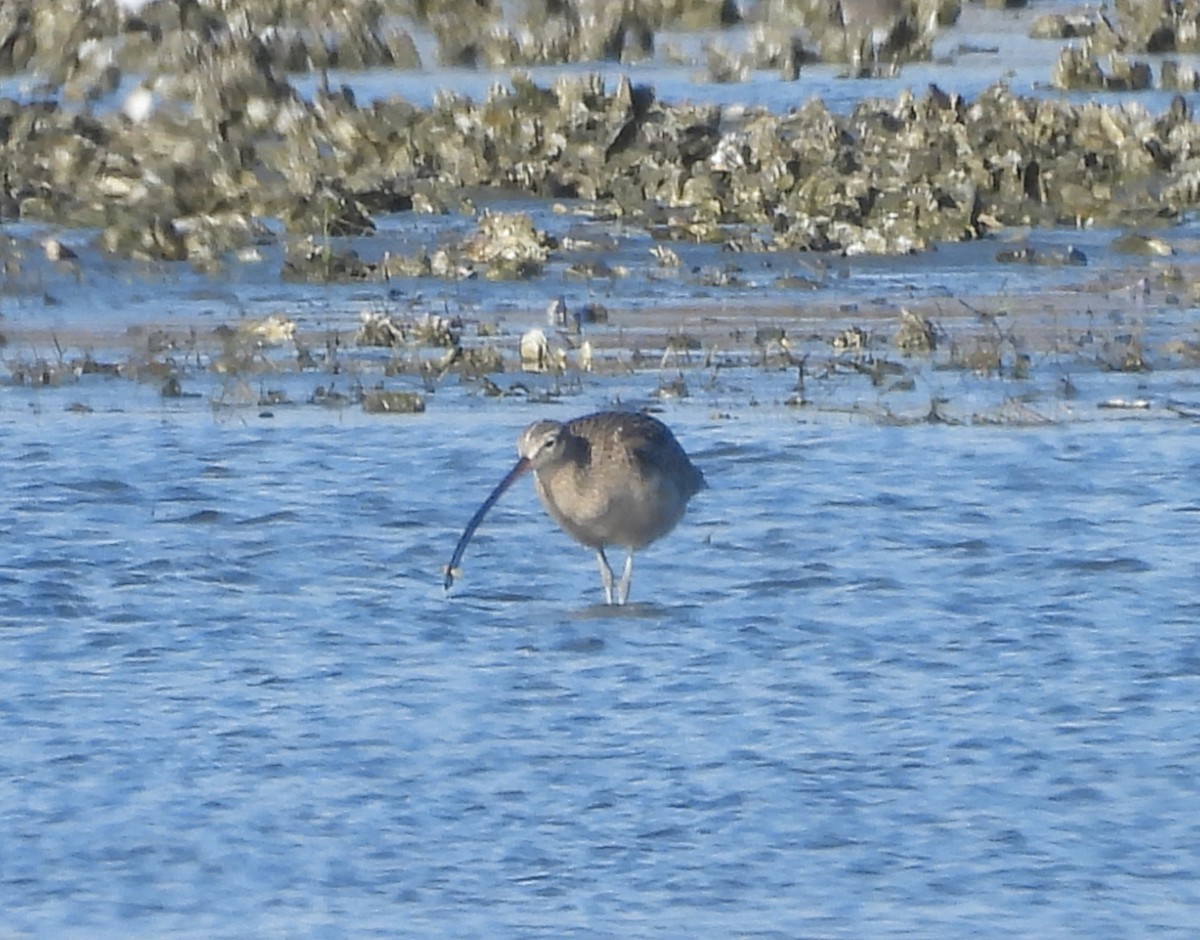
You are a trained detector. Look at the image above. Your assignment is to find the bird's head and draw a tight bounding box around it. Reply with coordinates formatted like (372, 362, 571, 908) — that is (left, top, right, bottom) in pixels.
(518, 419, 571, 471)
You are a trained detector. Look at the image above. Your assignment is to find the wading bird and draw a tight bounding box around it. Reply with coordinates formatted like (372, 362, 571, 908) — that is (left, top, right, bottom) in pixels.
(445, 411, 706, 605)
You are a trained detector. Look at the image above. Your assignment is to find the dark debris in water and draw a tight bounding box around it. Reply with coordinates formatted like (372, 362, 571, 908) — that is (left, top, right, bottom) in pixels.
(5, 273, 1200, 428)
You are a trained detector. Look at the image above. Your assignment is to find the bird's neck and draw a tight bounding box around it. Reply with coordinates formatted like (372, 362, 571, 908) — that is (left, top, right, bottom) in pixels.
(560, 431, 590, 469)
(537, 434, 590, 489)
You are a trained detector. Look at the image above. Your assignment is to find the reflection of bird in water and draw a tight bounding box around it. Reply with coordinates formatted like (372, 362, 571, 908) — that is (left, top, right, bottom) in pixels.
(445, 412, 706, 605)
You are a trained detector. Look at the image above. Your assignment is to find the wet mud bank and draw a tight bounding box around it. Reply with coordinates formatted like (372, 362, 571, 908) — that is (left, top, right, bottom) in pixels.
(3, 273, 1199, 429)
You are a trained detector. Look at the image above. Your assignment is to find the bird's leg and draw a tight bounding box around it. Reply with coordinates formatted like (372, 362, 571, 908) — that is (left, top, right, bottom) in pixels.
(595, 547, 616, 605)
(616, 552, 634, 606)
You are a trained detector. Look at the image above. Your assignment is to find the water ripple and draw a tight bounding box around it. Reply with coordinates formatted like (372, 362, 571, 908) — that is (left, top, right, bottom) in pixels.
(1, 413, 1199, 937)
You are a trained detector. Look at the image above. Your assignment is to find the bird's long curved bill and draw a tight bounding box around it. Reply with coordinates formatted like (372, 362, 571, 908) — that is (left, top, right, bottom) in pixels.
(444, 457, 530, 591)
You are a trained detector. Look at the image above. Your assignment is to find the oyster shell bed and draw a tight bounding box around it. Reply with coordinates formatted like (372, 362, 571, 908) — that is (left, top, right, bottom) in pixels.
(3, 0, 1200, 424)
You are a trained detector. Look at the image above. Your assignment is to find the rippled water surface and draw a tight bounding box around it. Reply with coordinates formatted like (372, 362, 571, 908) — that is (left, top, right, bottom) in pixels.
(3, 396, 1198, 938)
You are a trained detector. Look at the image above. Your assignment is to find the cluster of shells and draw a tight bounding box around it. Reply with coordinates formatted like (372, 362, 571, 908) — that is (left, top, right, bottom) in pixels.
(0, 0, 951, 77)
(1037, 0, 1200, 91)
(7, 69, 1200, 265)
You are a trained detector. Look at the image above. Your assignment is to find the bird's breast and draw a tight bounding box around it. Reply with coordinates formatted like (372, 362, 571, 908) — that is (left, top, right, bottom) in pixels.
(533, 463, 691, 550)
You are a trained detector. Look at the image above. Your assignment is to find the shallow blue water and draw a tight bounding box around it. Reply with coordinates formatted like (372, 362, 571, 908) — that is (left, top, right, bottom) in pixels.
(2, 397, 1198, 937)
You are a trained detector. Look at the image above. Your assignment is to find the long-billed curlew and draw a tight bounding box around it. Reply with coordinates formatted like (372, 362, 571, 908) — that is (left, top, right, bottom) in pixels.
(444, 411, 706, 605)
